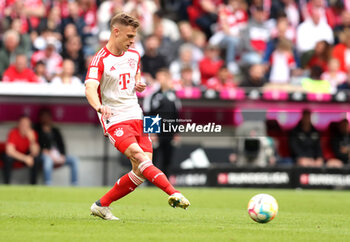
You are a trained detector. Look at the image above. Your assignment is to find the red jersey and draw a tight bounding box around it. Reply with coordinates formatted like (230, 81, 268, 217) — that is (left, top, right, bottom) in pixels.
(199, 57, 224, 85)
(218, 5, 248, 36)
(7, 128, 37, 154)
(2, 65, 39, 83)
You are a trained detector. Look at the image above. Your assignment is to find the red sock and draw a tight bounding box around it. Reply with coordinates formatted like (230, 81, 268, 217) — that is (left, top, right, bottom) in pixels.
(139, 160, 179, 195)
(100, 171, 144, 206)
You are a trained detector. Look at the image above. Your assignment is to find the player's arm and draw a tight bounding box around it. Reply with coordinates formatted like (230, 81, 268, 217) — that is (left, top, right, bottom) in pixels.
(85, 82, 112, 119)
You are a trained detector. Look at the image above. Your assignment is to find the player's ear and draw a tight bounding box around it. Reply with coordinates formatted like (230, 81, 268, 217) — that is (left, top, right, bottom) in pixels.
(112, 25, 120, 36)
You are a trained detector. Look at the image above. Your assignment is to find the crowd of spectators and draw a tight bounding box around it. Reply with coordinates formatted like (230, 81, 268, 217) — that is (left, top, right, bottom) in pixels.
(0, 0, 350, 94)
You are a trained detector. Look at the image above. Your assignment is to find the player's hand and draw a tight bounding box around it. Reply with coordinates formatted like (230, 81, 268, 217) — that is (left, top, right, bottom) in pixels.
(135, 82, 146, 92)
(98, 105, 112, 120)
(23, 155, 34, 167)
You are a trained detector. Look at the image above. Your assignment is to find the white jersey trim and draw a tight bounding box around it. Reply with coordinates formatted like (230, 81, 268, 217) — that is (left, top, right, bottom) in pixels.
(85, 79, 100, 85)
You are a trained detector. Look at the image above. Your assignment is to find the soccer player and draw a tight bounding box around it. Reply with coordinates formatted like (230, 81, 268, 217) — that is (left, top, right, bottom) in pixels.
(85, 12, 190, 220)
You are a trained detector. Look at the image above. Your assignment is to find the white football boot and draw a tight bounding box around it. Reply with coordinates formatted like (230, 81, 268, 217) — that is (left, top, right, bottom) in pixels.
(168, 193, 191, 209)
(90, 202, 119, 220)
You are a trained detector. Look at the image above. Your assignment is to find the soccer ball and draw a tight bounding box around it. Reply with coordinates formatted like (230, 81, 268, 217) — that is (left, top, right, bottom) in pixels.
(247, 194, 278, 223)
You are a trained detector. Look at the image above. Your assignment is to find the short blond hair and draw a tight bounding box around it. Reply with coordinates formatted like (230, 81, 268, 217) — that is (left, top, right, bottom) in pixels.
(110, 12, 140, 30)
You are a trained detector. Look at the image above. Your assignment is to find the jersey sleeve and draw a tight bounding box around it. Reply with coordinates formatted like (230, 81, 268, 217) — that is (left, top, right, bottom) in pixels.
(85, 53, 105, 85)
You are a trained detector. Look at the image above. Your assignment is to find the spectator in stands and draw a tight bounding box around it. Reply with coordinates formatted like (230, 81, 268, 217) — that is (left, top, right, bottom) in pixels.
(31, 39, 63, 82)
(3, 0, 46, 32)
(187, 0, 222, 39)
(206, 65, 236, 91)
(170, 43, 201, 85)
(301, 0, 333, 27)
(2, 115, 41, 184)
(97, 0, 124, 33)
(240, 64, 267, 87)
(77, 0, 98, 37)
(338, 68, 350, 90)
(209, 0, 248, 73)
(3, 1, 32, 35)
(265, 12, 298, 55)
(51, 59, 82, 86)
(61, 35, 85, 78)
(270, 0, 300, 29)
(321, 58, 347, 92)
(35, 109, 78, 186)
(153, 22, 177, 65)
(9, 18, 32, 54)
(191, 30, 206, 63)
(173, 21, 204, 62)
(332, 29, 350, 72)
(62, 2, 86, 41)
(36, 6, 62, 36)
(240, 5, 270, 65)
(289, 109, 323, 167)
(268, 38, 296, 84)
(32, 28, 62, 54)
(34, 60, 47, 83)
(0, 29, 24, 78)
(143, 68, 181, 175)
(124, 0, 158, 36)
(155, 0, 190, 22)
(325, 0, 345, 29)
(199, 44, 224, 85)
(264, 14, 301, 75)
(301, 40, 331, 72)
(173, 66, 196, 91)
(2, 54, 39, 83)
(334, 11, 350, 44)
(153, 10, 180, 42)
(329, 119, 350, 167)
(302, 65, 331, 93)
(296, 7, 334, 56)
(141, 35, 167, 79)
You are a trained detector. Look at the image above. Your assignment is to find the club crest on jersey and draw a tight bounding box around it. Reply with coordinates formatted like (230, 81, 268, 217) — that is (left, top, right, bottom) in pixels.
(114, 128, 124, 137)
(128, 58, 137, 69)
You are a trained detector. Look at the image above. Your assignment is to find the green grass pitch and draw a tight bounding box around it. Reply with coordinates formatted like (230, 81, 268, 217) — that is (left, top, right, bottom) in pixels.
(1, 186, 350, 242)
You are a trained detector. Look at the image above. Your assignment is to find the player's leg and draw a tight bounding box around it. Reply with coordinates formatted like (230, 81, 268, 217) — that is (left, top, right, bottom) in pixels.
(91, 125, 145, 220)
(144, 151, 190, 209)
(125, 142, 190, 209)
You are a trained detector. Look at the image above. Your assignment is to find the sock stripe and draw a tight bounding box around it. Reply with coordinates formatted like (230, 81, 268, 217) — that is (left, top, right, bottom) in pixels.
(128, 171, 144, 186)
(128, 173, 140, 185)
(138, 160, 152, 173)
(131, 171, 145, 182)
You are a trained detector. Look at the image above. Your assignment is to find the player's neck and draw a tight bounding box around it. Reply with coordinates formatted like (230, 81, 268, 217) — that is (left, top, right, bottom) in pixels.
(106, 42, 124, 56)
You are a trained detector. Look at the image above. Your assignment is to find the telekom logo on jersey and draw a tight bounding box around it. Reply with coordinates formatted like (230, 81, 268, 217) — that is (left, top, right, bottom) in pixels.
(119, 73, 130, 90)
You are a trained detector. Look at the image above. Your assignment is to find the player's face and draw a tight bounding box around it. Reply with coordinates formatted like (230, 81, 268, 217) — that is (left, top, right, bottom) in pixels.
(116, 25, 137, 52)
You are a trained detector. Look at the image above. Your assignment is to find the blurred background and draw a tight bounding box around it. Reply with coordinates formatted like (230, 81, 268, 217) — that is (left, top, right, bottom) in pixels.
(0, 0, 350, 189)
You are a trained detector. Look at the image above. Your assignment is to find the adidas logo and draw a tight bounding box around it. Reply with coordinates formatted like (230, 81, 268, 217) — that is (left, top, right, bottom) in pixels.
(110, 66, 116, 71)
